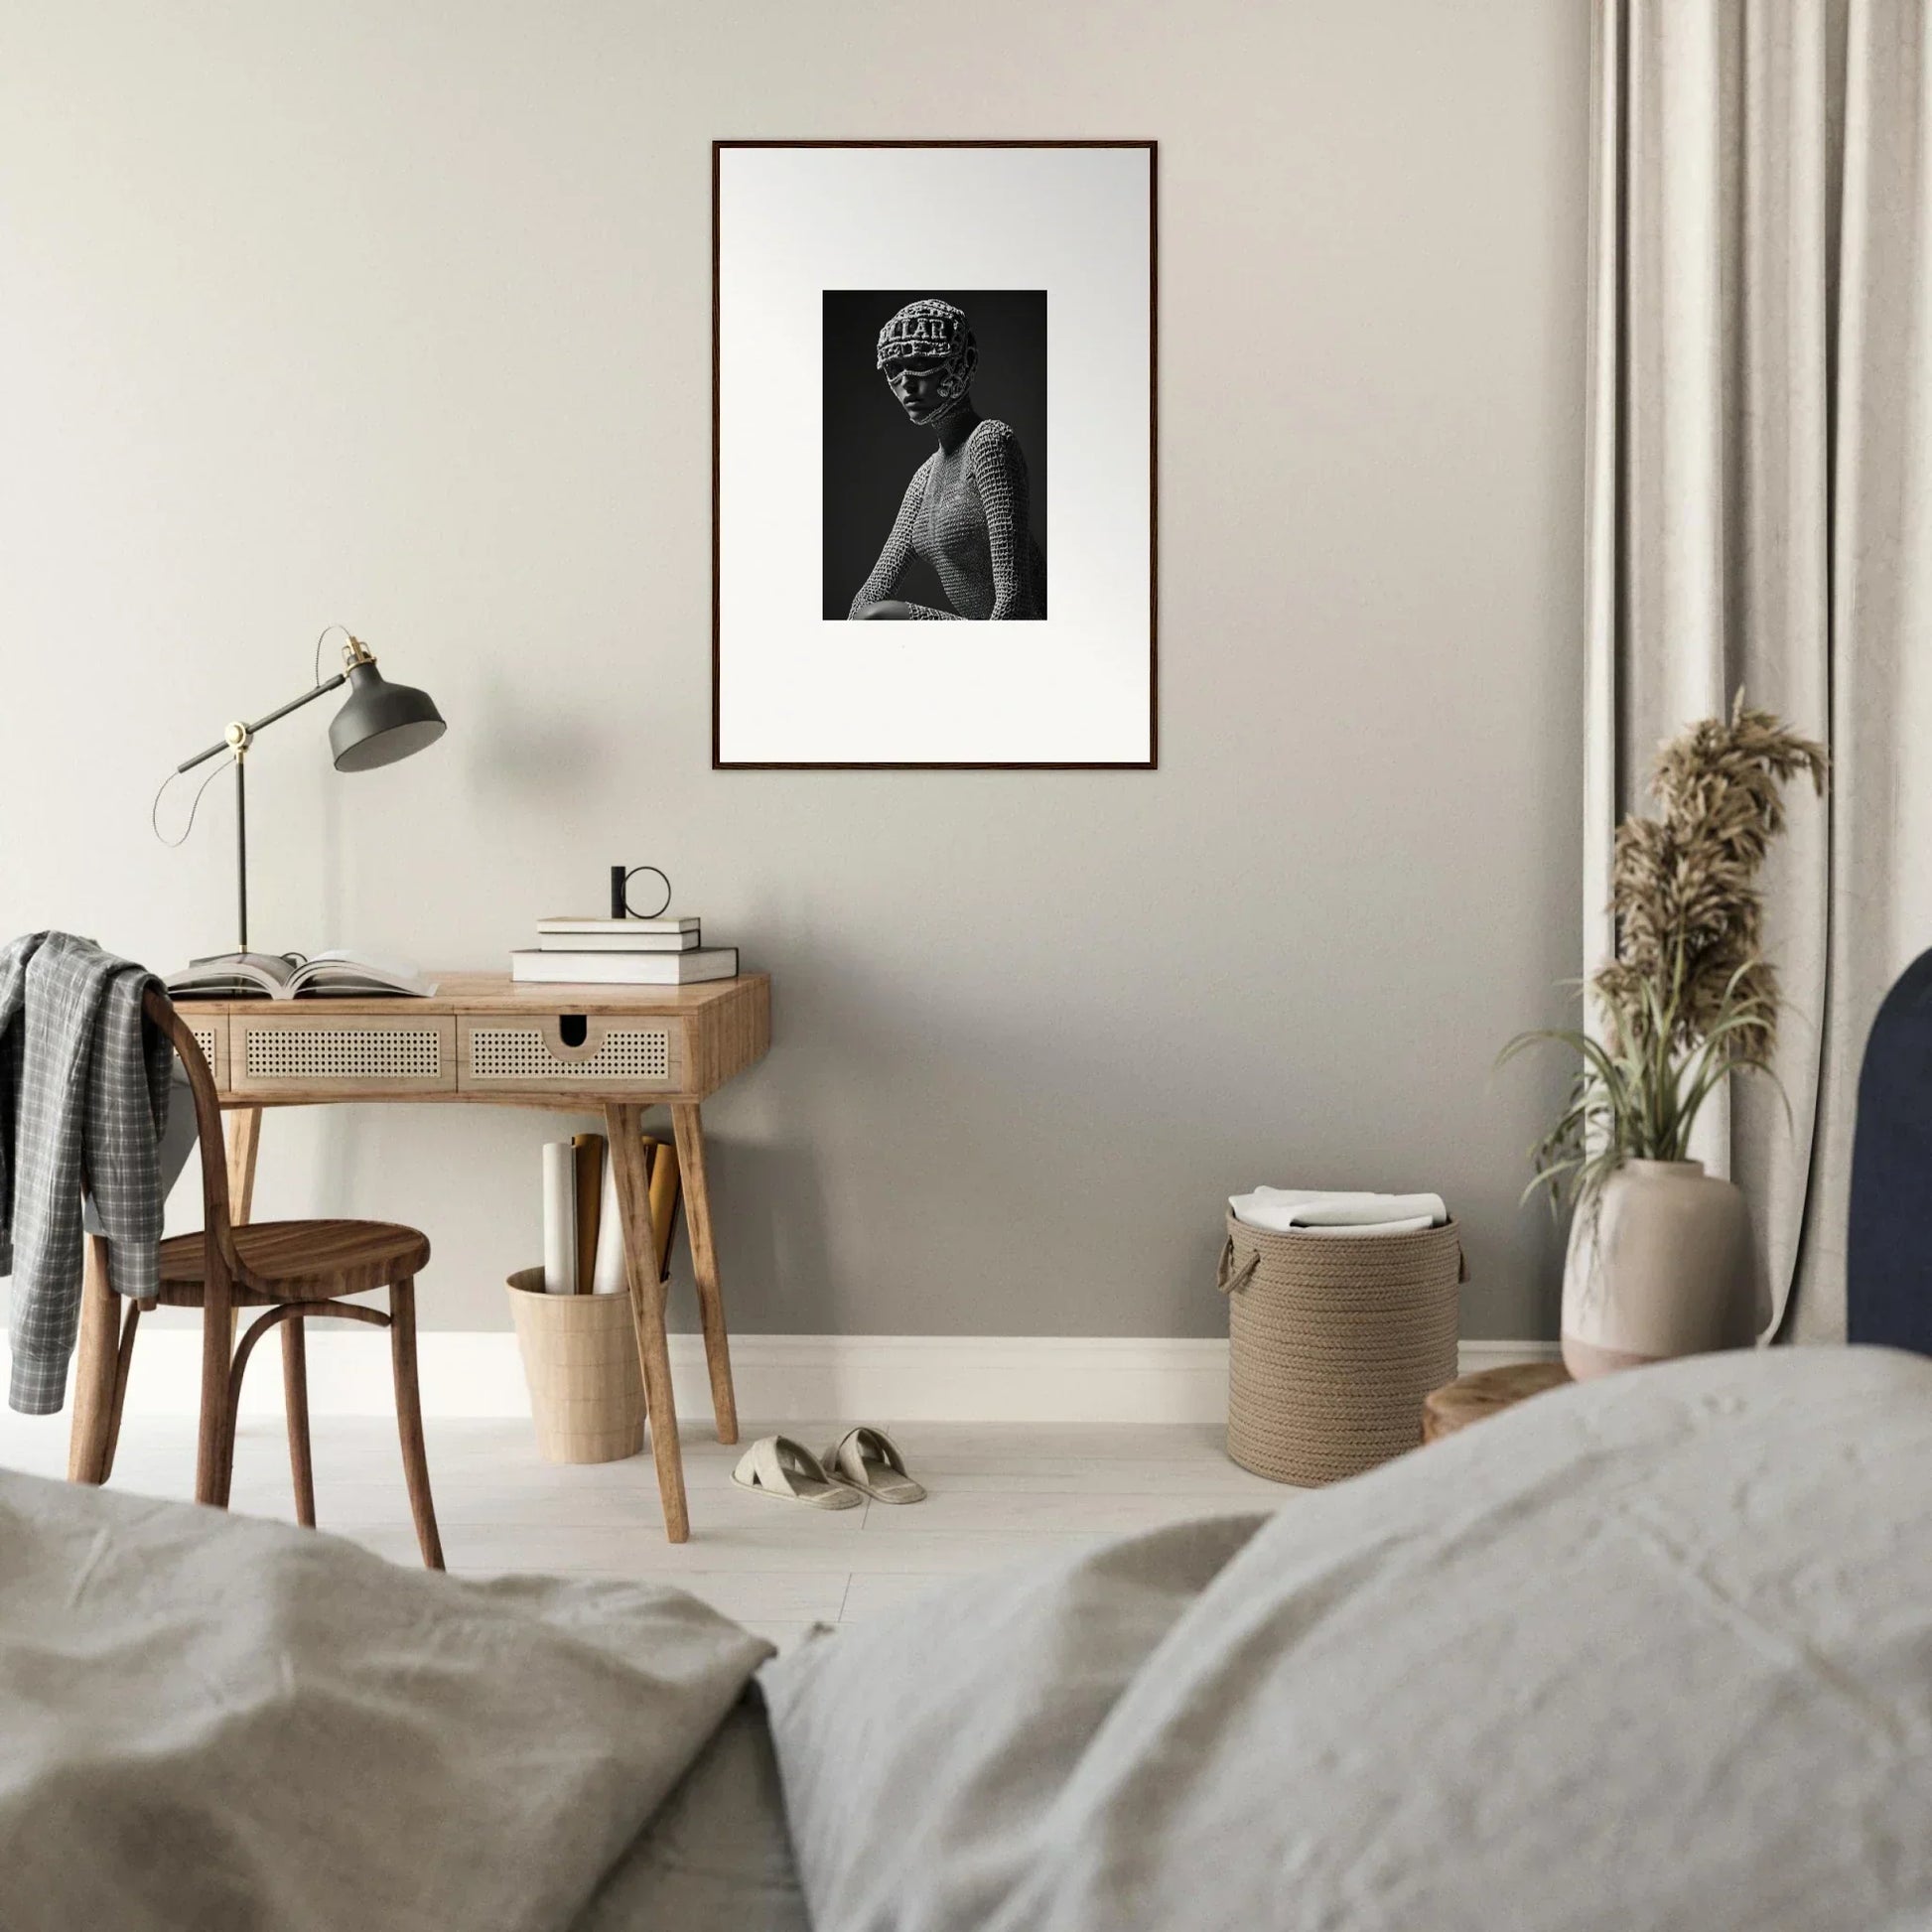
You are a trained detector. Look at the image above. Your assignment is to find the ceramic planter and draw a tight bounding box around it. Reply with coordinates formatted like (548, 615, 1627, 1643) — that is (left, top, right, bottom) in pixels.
(1561, 1160, 1755, 1378)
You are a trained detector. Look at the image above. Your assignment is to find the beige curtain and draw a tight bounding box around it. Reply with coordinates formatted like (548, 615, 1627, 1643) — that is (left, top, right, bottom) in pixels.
(1585, 0, 1932, 1342)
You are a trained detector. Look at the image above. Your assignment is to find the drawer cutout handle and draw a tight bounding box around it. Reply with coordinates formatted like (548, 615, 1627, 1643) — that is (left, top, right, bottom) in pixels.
(558, 1014, 590, 1048)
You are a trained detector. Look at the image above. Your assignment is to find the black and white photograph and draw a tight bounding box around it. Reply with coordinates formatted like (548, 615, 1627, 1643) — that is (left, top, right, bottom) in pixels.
(715, 141, 1155, 767)
(823, 290, 1047, 623)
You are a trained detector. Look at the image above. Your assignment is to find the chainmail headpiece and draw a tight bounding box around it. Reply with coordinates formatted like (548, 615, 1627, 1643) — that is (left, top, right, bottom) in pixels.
(876, 300, 978, 399)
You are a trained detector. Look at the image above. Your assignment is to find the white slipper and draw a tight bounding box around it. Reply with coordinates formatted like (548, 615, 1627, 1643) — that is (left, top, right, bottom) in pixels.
(732, 1436, 861, 1509)
(822, 1426, 926, 1504)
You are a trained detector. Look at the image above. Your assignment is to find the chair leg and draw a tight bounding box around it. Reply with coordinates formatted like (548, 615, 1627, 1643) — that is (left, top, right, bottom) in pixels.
(387, 1278, 443, 1570)
(196, 1287, 235, 1508)
(67, 1235, 119, 1484)
(99, 1300, 142, 1484)
(282, 1318, 317, 1528)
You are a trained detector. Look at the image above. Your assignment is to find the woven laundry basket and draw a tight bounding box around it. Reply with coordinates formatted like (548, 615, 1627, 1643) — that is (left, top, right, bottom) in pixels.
(1218, 1214, 1463, 1485)
(506, 1268, 645, 1464)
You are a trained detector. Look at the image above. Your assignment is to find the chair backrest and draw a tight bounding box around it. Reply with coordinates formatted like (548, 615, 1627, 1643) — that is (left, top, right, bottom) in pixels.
(141, 985, 243, 1290)
(1847, 948, 1932, 1354)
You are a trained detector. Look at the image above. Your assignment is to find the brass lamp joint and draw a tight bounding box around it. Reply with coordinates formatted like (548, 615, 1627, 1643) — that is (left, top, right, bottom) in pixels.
(223, 721, 252, 757)
(342, 634, 376, 668)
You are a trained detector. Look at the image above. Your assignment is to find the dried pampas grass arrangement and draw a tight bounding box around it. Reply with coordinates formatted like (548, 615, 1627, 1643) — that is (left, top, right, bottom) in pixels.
(1503, 695, 1828, 1207)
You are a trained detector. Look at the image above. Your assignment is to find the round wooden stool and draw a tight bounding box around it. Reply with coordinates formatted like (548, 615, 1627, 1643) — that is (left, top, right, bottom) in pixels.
(1421, 1361, 1573, 1443)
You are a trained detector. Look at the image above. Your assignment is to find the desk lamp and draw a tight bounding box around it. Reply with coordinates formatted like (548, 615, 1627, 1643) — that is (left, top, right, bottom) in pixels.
(157, 626, 446, 968)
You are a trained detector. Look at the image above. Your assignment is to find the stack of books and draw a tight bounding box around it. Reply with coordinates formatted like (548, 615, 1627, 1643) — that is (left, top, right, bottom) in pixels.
(510, 915, 740, 986)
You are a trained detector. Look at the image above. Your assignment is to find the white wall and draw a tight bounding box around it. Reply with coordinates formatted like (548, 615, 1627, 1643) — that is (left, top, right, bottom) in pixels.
(0, 0, 1587, 1338)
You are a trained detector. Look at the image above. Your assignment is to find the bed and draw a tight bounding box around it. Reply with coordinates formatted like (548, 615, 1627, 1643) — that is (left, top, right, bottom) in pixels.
(5, 1345, 1930, 1930)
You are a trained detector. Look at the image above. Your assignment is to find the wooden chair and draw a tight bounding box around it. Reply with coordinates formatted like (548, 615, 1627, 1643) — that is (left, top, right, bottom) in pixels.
(67, 987, 444, 1569)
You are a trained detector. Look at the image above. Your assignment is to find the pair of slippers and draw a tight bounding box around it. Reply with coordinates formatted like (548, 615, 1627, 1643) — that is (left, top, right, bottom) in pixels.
(732, 1426, 925, 1509)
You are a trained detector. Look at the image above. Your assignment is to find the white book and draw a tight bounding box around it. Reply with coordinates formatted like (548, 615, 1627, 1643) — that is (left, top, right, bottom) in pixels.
(511, 947, 739, 986)
(541, 1141, 578, 1294)
(537, 915, 701, 935)
(537, 928, 700, 953)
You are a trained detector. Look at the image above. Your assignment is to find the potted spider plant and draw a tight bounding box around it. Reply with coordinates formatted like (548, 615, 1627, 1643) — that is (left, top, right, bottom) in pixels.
(1502, 698, 1827, 1377)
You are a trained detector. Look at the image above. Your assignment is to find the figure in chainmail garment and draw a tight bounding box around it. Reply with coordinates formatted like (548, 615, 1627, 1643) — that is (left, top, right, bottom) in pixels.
(849, 300, 1047, 621)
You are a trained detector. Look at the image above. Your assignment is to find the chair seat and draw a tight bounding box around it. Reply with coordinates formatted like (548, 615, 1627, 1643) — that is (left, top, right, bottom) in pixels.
(157, 1219, 431, 1303)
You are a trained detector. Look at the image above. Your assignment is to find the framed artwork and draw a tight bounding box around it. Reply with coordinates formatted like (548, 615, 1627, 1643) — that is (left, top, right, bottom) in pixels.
(713, 140, 1157, 768)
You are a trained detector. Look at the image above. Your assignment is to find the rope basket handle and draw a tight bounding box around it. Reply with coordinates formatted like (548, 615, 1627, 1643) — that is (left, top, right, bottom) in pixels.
(1218, 1228, 1467, 1291)
(1216, 1237, 1261, 1296)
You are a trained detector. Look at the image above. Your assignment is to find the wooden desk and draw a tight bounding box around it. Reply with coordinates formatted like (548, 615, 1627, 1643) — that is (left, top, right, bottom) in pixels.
(128, 972, 771, 1542)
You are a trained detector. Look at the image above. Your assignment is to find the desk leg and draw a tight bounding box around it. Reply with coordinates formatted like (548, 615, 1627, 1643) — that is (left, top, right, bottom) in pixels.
(608, 1104, 690, 1542)
(223, 1106, 262, 1349)
(223, 1106, 293, 1515)
(68, 1235, 118, 1482)
(225, 1107, 261, 1223)
(670, 1103, 739, 1447)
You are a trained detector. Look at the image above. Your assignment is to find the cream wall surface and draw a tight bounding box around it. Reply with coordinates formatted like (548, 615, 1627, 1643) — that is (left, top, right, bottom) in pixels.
(0, 0, 1587, 1337)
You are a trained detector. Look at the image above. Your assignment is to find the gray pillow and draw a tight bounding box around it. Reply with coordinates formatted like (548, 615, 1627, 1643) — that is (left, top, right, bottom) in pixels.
(757, 1512, 1266, 1932)
(577, 1693, 809, 1932)
(762, 1350, 1932, 1932)
(1, 1467, 771, 1932)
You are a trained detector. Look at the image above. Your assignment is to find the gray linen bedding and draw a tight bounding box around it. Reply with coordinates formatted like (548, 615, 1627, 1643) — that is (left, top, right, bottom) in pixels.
(761, 1346, 1932, 1931)
(6, 1346, 1931, 1930)
(0, 1469, 798, 1932)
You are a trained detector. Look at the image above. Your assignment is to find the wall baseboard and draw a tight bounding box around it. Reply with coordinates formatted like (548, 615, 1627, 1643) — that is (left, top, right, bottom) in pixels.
(35, 1331, 1563, 1427)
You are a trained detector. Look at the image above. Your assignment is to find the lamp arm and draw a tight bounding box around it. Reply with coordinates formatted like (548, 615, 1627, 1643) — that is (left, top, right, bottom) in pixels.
(175, 671, 348, 774)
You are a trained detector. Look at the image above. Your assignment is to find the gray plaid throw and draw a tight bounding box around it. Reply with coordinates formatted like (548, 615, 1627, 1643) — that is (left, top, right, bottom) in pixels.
(1, 933, 173, 1414)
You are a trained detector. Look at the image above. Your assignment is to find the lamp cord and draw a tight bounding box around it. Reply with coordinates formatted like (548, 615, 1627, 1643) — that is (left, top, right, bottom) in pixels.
(313, 621, 350, 687)
(151, 624, 350, 849)
(149, 758, 230, 848)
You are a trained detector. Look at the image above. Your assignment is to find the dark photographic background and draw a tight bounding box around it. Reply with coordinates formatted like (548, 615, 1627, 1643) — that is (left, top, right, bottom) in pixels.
(822, 289, 1047, 621)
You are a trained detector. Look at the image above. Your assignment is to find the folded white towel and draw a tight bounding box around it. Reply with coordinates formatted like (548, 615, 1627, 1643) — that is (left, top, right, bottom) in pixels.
(1228, 1188, 1448, 1236)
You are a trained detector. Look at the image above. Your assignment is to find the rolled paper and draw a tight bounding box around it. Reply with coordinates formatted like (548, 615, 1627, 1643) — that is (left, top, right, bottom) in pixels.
(541, 1141, 577, 1295)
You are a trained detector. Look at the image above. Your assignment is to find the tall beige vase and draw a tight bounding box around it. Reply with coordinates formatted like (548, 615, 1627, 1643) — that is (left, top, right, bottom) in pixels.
(1561, 1160, 1755, 1378)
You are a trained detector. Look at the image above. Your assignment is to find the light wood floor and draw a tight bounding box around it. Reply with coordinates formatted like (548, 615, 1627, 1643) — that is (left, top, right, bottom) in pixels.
(0, 1411, 1296, 1648)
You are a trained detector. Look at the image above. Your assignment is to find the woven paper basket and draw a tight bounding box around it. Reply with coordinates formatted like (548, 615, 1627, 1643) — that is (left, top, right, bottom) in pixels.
(1218, 1214, 1463, 1486)
(506, 1268, 645, 1464)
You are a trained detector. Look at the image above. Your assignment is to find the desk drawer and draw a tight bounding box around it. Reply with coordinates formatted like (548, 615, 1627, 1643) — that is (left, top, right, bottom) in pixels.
(459, 1015, 684, 1093)
(230, 1014, 457, 1094)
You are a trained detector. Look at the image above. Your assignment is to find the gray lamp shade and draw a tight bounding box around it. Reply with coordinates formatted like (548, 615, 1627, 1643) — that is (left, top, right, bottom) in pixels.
(328, 660, 447, 771)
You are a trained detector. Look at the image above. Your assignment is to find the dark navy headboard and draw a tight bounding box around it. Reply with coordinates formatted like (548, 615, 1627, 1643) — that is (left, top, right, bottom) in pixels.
(1848, 948, 1932, 1354)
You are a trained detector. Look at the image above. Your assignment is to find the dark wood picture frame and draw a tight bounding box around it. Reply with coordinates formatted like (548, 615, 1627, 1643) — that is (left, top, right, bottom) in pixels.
(712, 138, 1158, 770)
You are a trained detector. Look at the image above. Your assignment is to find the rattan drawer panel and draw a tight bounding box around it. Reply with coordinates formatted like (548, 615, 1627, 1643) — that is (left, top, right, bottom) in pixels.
(230, 1015, 457, 1094)
(458, 1015, 685, 1093)
(180, 1015, 228, 1089)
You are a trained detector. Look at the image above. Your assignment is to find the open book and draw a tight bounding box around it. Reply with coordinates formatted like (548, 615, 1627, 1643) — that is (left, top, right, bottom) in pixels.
(165, 950, 438, 1001)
